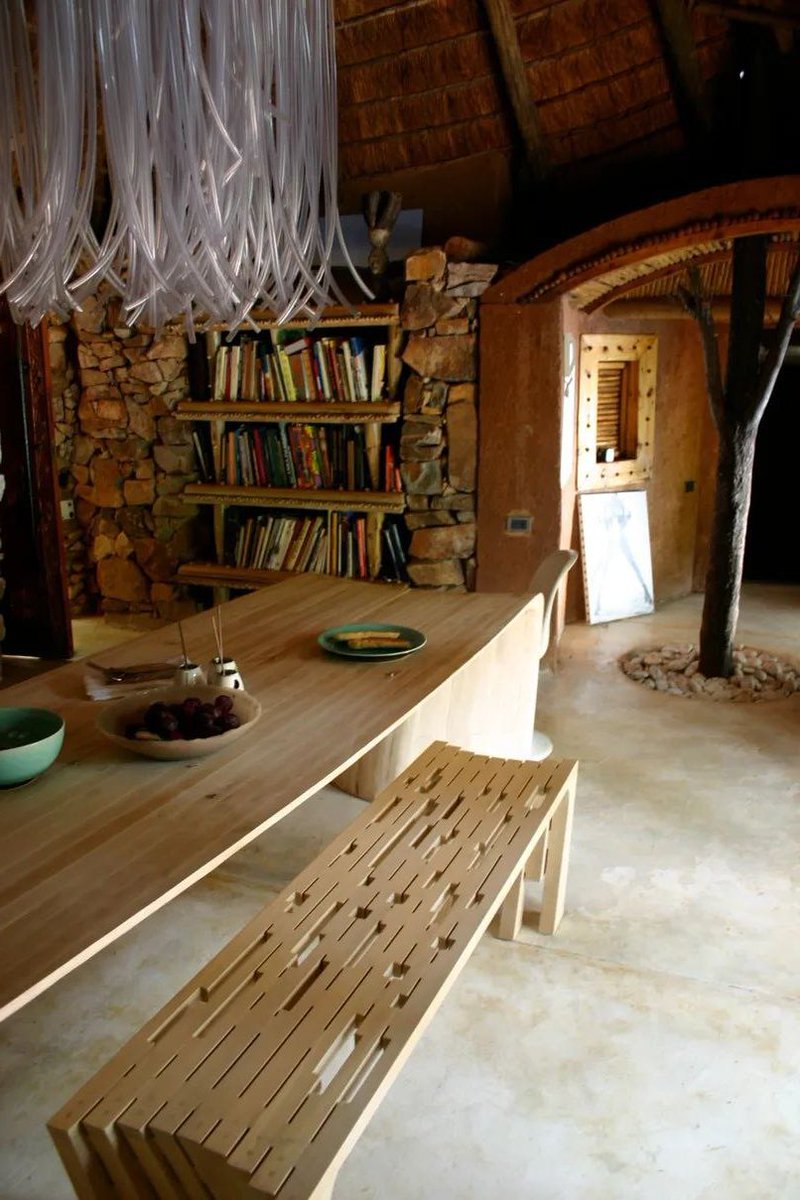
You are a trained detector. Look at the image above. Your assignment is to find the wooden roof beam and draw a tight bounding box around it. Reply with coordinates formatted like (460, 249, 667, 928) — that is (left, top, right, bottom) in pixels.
(482, 0, 549, 182)
(601, 295, 795, 323)
(694, 1, 798, 50)
(649, 0, 713, 152)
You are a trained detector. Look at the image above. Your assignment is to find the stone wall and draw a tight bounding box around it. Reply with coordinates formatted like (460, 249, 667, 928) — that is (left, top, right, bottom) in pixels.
(399, 244, 496, 589)
(51, 250, 494, 608)
(50, 291, 205, 619)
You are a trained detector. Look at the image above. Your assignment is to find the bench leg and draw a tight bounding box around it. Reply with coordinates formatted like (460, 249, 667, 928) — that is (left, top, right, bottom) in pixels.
(496, 868, 525, 941)
(525, 829, 548, 883)
(538, 776, 576, 935)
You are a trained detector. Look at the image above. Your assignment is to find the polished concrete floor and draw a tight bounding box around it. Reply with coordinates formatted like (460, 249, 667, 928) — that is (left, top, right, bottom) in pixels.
(0, 586, 798, 1199)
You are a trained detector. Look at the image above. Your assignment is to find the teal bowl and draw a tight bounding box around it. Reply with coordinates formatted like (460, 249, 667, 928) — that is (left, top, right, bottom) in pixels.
(0, 707, 65, 788)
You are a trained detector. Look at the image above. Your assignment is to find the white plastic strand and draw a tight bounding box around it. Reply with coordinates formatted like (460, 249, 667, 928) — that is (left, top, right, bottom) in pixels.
(0, 0, 98, 324)
(0, 0, 367, 332)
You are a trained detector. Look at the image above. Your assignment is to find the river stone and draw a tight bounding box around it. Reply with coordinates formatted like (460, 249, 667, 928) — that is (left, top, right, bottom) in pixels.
(402, 334, 476, 382)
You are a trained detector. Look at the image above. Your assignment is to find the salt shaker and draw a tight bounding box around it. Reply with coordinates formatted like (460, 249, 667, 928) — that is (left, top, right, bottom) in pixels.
(207, 656, 245, 691)
(174, 662, 206, 687)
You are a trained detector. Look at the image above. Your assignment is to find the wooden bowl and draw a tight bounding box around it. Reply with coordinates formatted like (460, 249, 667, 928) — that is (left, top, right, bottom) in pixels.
(96, 685, 262, 761)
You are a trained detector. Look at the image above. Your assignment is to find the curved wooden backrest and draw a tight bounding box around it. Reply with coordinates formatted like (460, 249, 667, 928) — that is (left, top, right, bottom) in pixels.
(530, 549, 578, 660)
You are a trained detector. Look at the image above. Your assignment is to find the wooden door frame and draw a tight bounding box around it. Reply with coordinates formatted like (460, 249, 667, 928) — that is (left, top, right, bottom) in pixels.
(0, 305, 73, 660)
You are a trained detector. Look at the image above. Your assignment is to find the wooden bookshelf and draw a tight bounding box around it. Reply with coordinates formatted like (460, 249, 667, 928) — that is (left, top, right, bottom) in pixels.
(176, 400, 401, 424)
(181, 304, 407, 598)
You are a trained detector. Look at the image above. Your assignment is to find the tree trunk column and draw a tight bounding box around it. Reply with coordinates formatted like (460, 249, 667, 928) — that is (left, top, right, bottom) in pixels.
(698, 422, 757, 678)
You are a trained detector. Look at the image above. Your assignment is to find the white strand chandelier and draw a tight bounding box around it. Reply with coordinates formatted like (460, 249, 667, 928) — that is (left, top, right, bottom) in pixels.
(0, 0, 366, 333)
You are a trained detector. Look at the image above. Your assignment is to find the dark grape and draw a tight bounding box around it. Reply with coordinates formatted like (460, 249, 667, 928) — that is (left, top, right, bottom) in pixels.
(144, 702, 169, 733)
(129, 693, 242, 745)
(194, 712, 216, 738)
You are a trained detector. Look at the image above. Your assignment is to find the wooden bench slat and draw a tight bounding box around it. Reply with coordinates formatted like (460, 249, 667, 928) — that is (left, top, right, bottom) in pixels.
(50, 743, 578, 1200)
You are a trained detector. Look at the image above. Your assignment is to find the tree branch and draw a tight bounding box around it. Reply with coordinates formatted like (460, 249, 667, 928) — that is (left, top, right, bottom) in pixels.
(679, 264, 725, 428)
(726, 236, 767, 422)
(752, 247, 800, 425)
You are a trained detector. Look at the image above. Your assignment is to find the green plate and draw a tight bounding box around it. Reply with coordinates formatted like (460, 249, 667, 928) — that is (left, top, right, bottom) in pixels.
(318, 623, 426, 661)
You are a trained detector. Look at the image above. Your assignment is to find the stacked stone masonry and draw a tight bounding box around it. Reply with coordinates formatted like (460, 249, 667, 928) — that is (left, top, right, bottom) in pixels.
(49, 290, 205, 619)
(49, 245, 495, 611)
(399, 244, 496, 589)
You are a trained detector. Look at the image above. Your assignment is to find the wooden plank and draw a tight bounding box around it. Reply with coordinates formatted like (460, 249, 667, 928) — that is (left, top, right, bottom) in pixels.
(184, 483, 405, 514)
(175, 401, 401, 423)
(0, 576, 541, 1021)
(49, 744, 578, 1200)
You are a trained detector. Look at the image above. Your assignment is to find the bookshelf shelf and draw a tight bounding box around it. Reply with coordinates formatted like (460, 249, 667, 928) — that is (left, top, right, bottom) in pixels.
(207, 304, 400, 331)
(176, 562, 296, 590)
(184, 483, 405, 514)
(181, 304, 407, 598)
(176, 400, 401, 424)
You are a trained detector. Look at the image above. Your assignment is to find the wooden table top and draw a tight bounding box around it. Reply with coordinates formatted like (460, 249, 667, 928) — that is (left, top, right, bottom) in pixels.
(0, 574, 537, 1021)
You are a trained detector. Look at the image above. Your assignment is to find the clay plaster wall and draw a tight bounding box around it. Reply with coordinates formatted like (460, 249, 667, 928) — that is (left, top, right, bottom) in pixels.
(477, 295, 717, 623)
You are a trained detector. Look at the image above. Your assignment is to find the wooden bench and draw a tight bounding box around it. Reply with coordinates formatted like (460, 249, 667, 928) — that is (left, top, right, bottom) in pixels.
(49, 741, 578, 1200)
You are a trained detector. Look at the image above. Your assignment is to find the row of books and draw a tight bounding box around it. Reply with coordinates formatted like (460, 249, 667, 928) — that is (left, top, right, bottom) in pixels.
(193, 424, 402, 493)
(227, 512, 380, 581)
(228, 512, 408, 582)
(207, 330, 388, 404)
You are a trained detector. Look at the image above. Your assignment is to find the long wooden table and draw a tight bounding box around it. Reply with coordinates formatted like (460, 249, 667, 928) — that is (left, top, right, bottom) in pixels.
(0, 575, 542, 1022)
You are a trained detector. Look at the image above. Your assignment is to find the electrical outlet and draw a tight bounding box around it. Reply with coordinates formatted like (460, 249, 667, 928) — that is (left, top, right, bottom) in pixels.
(505, 512, 534, 535)
(60, 498, 75, 520)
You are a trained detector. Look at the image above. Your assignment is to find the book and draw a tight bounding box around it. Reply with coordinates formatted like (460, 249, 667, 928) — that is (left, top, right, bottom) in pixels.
(226, 345, 241, 402)
(192, 429, 213, 482)
(313, 341, 333, 401)
(350, 337, 369, 402)
(240, 340, 259, 402)
(370, 343, 386, 401)
(277, 423, 297, 487)
(341, 342, 356, 403)
(213, 345, 227, 401)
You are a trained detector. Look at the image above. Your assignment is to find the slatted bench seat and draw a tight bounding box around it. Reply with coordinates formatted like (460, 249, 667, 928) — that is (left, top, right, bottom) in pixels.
(49, 741, 578, 1200)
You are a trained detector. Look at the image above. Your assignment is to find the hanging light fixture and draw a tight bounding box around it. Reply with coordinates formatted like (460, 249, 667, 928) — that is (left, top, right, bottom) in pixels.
(0, 0, 366, 333)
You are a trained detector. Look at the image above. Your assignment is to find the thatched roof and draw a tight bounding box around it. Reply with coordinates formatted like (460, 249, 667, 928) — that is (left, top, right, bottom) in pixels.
(334, 0, 800, 244)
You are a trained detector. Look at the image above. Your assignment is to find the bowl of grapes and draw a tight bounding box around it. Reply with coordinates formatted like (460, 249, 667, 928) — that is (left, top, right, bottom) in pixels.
(96, 685, 262, 761)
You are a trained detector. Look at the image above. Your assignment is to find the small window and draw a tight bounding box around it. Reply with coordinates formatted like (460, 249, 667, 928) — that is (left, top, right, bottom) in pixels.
(577, 334, 657, 489)
(595, 360, 639, 462)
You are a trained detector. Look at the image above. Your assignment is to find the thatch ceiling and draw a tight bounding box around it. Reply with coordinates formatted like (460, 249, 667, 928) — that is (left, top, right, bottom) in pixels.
(334, 0, 800, 245)
(335, 1, 727, 179)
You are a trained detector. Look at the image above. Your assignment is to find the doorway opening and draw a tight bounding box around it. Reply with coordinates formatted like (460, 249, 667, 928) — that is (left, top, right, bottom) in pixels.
(744, 356, 800, 584)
